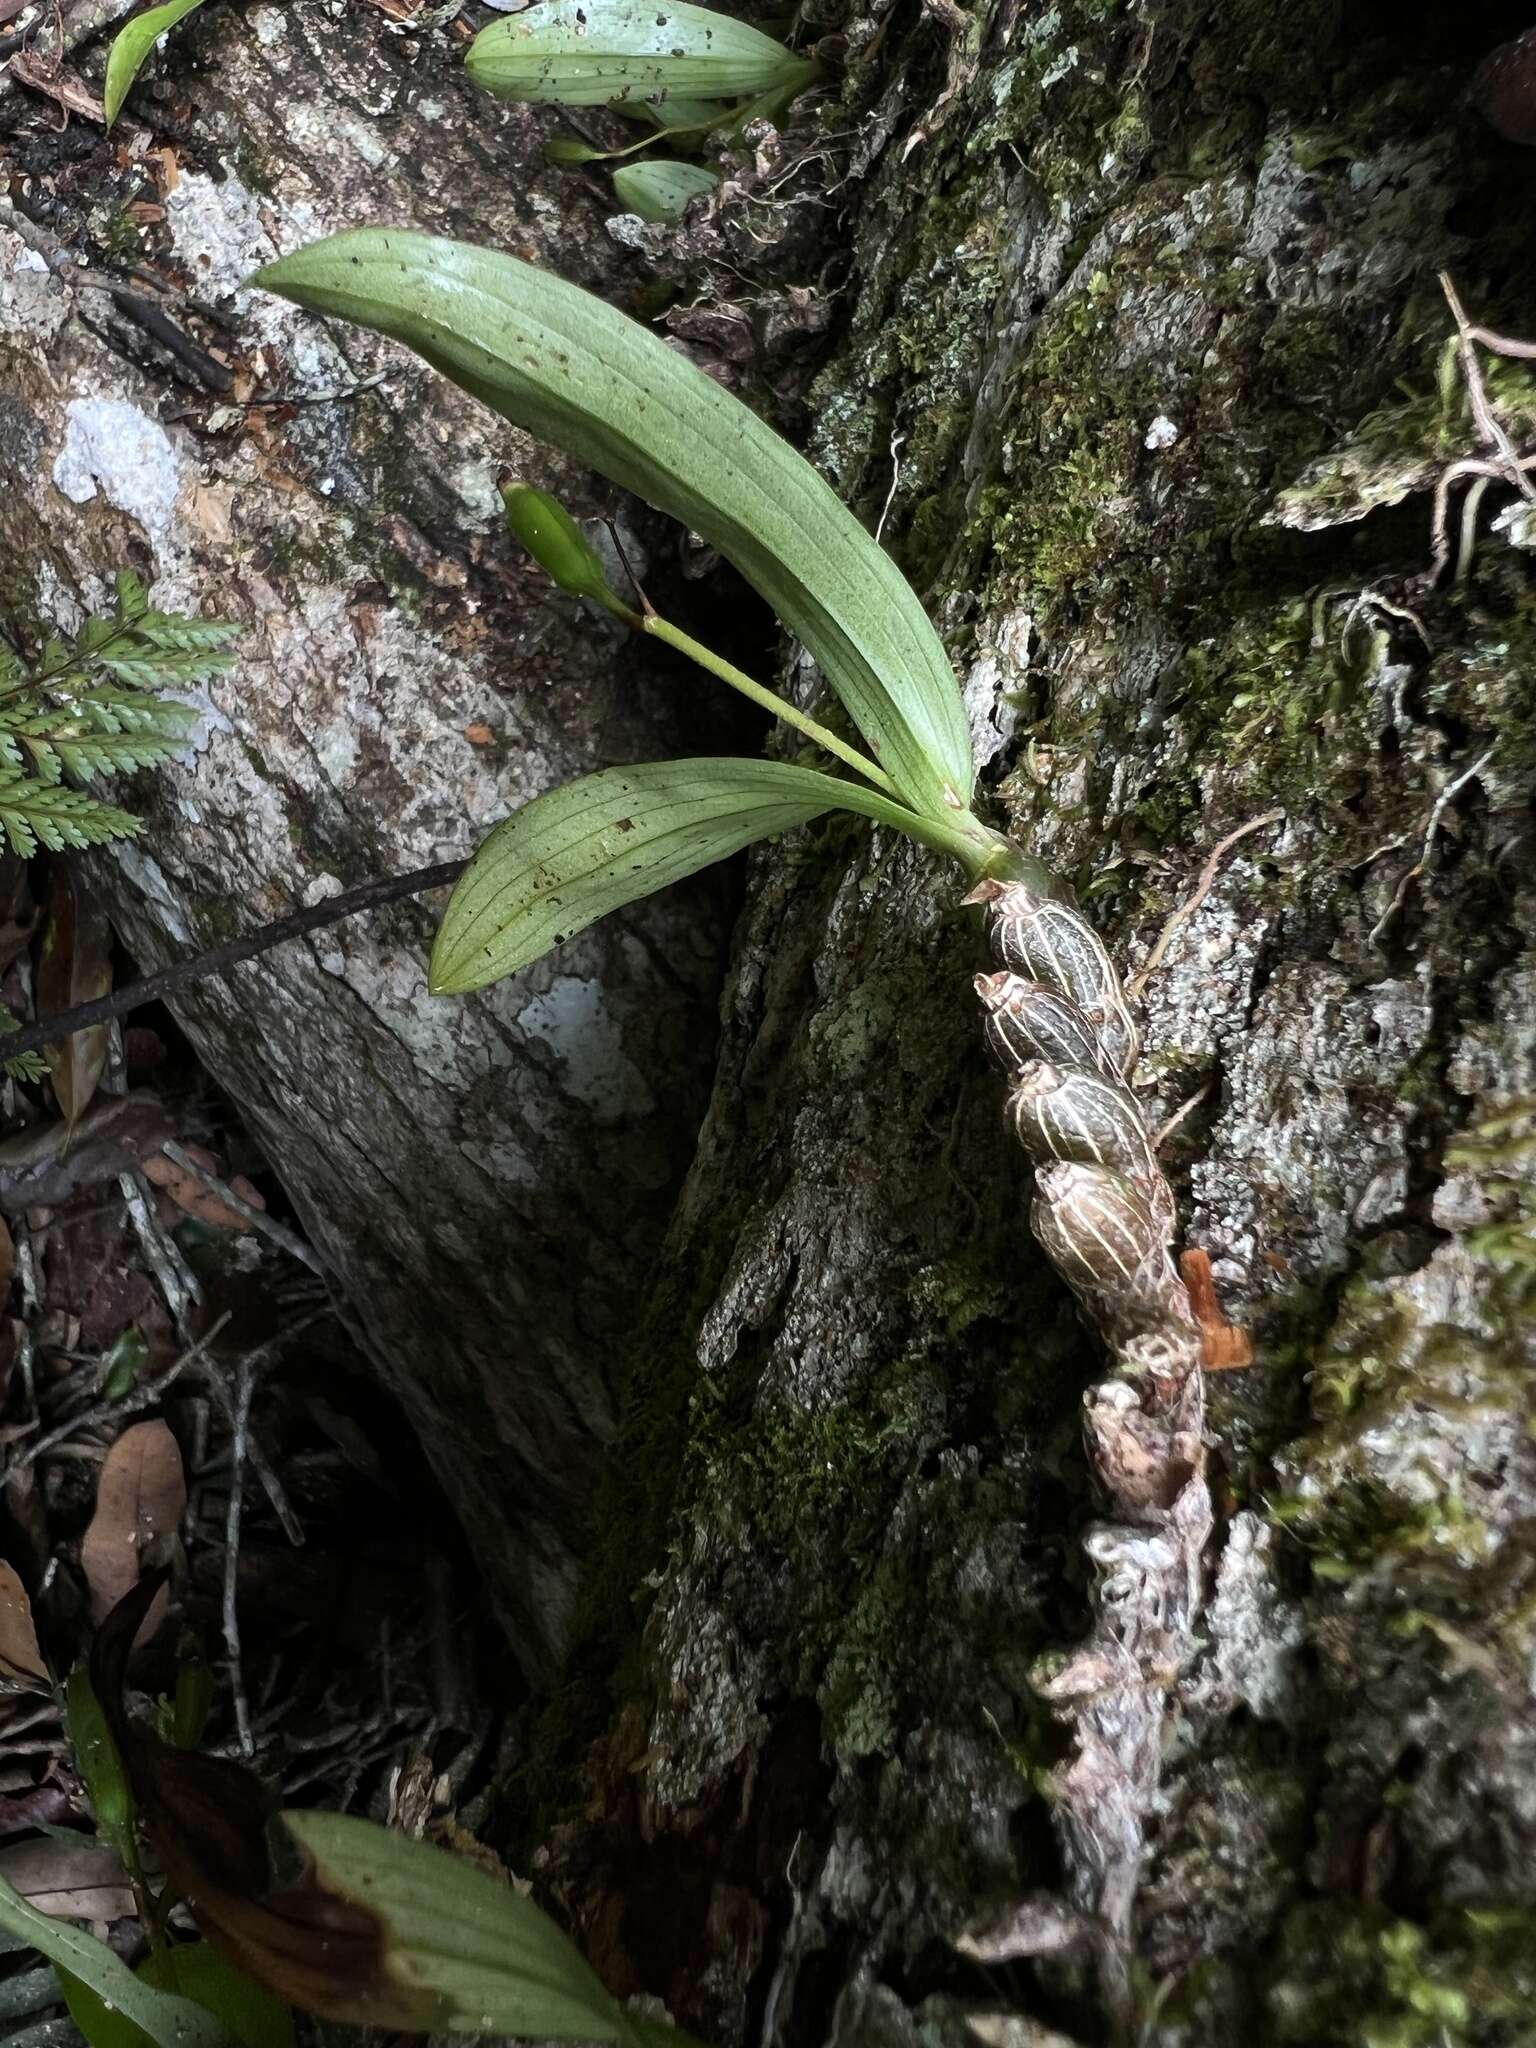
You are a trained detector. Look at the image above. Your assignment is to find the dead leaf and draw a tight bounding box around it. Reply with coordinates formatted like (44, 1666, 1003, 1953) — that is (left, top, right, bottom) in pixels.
(143, 1146, 266, 1232)
(463, 723, 494, 746)
(0, 1838, 134, 1921)
(80, 1421, 187, 1632)
(0, 1559, 45, 1685)
(0, 1774, 74, 1840)
(7, 51, 106, 122)
(0, 1092, 174, 1211)
(37, 869, 113, 1130)
(186, 482, 233, 543)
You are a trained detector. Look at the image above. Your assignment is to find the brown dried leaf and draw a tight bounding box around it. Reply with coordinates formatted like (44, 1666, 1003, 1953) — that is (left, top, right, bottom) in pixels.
(0, 1559, 45, 1685)
(0, 1092, 174, 1211)
(80, 1421, 187, 1631)
(0, 1838, 134, 1921)
(142, 1145, 267, 1232)
(38, 869, 114, 1130)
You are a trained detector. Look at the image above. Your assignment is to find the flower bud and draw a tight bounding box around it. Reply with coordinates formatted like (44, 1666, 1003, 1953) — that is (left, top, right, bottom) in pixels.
(500, 483, 633, 615)
(974, 971, 1113, 1079)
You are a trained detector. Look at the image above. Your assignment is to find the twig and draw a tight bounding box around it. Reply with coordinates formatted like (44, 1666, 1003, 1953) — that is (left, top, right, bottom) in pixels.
(197, 1316, 321, 1550)
(1127, 809, 1285, 1001)
(0, 859, 467, 1067)
(0, 1310, 232, 1478)
(160, 1138, 326, 1278)
(120, 1169, 200, 1328)
(161, 373, 389, 423)
(223, 1354, 255, 1758)
(106, 290, 235, 396)
(1153, 1081, 1211, 1153)
(1367, 746, 1497, 947)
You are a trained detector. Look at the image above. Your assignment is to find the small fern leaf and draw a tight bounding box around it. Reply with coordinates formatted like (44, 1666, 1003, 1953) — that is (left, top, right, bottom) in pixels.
(0, 780, 142, 857)
(98, 647, 236, 690)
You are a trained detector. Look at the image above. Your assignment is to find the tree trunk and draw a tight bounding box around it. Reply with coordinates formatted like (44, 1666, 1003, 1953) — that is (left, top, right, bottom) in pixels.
(0, 3, 746, 1676)
(522, 6, 1536, 2046)
(6, 0, 1536, 2041)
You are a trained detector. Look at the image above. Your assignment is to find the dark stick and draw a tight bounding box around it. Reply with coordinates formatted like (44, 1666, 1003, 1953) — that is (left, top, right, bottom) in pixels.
(108, 289, 236, 396)
(2, 859, 467, 1065)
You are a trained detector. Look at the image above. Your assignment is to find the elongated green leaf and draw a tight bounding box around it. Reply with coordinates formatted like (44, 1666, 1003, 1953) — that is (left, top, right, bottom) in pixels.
(429, 756, 938, 993)
(466, 0, 812, 108)
(0, 1880, 228, 2048)
(279, 1810, 640, 2042)
(103, 0, 211, 128)
(612, 161, 718, 222)
(253, 231, 975, 816)
(59, 1948, 287, 2048)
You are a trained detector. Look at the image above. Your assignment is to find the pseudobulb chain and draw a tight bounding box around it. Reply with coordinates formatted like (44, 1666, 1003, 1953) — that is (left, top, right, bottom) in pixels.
(963, 876, 1217, 2031)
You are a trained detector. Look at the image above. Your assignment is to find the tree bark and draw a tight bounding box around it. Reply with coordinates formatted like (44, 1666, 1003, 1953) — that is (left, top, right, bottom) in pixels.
(6, 0, 1536, 2041)
(523, 6, 1536, 2046)
(0, 2, 746, 1676)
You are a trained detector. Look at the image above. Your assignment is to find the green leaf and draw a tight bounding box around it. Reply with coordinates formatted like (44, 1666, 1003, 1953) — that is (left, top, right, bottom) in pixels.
(153, 1946, 292, 2048)
(629, 93, 724, 128)
(611, 160, 717, 222)
(103, 0, 212, 128)
(253, 230, 976, 817)
(64, 1663, 138, 1867)
(56, 1946, 278, 2048)
(466, 0, 814, 108)
(0, 776, 141, 857)
(0, 1893, 228, 2048)
(428, 755, 936, 994)
(279, 1809, 640, 2042)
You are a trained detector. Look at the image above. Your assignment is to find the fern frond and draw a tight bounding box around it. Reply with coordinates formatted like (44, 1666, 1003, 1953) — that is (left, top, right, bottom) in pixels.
(0, 772, 142, 856)
(0, 1004, 47, 1084)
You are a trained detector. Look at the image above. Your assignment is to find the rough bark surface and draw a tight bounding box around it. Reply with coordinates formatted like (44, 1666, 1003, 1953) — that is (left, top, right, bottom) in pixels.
(5, 0, 1536, 2042)
(0, 4, 746, 1673)
(525, 5, 1536, 2046)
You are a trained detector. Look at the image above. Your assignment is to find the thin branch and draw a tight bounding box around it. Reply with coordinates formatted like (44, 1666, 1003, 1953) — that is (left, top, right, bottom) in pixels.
(160, 1138, 326, 1278)
(223, 1355, 255, 1758)
(0, 858, 467, 1067)
(0, 1310, 232, 1479)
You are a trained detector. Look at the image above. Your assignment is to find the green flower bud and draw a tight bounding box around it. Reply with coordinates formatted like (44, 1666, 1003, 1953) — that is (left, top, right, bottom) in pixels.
(500, 484, 632, 615)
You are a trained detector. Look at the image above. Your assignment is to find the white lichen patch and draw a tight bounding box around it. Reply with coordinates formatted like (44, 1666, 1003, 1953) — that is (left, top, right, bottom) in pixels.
(52, 399, 181, 540)
(517, 975, 657, 1121)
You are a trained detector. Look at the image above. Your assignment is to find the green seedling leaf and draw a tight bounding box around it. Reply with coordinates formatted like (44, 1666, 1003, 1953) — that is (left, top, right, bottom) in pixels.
(103, 0, 211, 128)
(501, 486, 632, 613)
(253, 231, 976, 818)
(64, 1664, 137, 1869)
(428, 756, 945, 994)
(279, 1809, 643, 2042)
(466, 0, 814, 108)
(611, 160, 718, 222)
(102, 1325, 149, 1401)
(0, 1895, 228, 2048)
